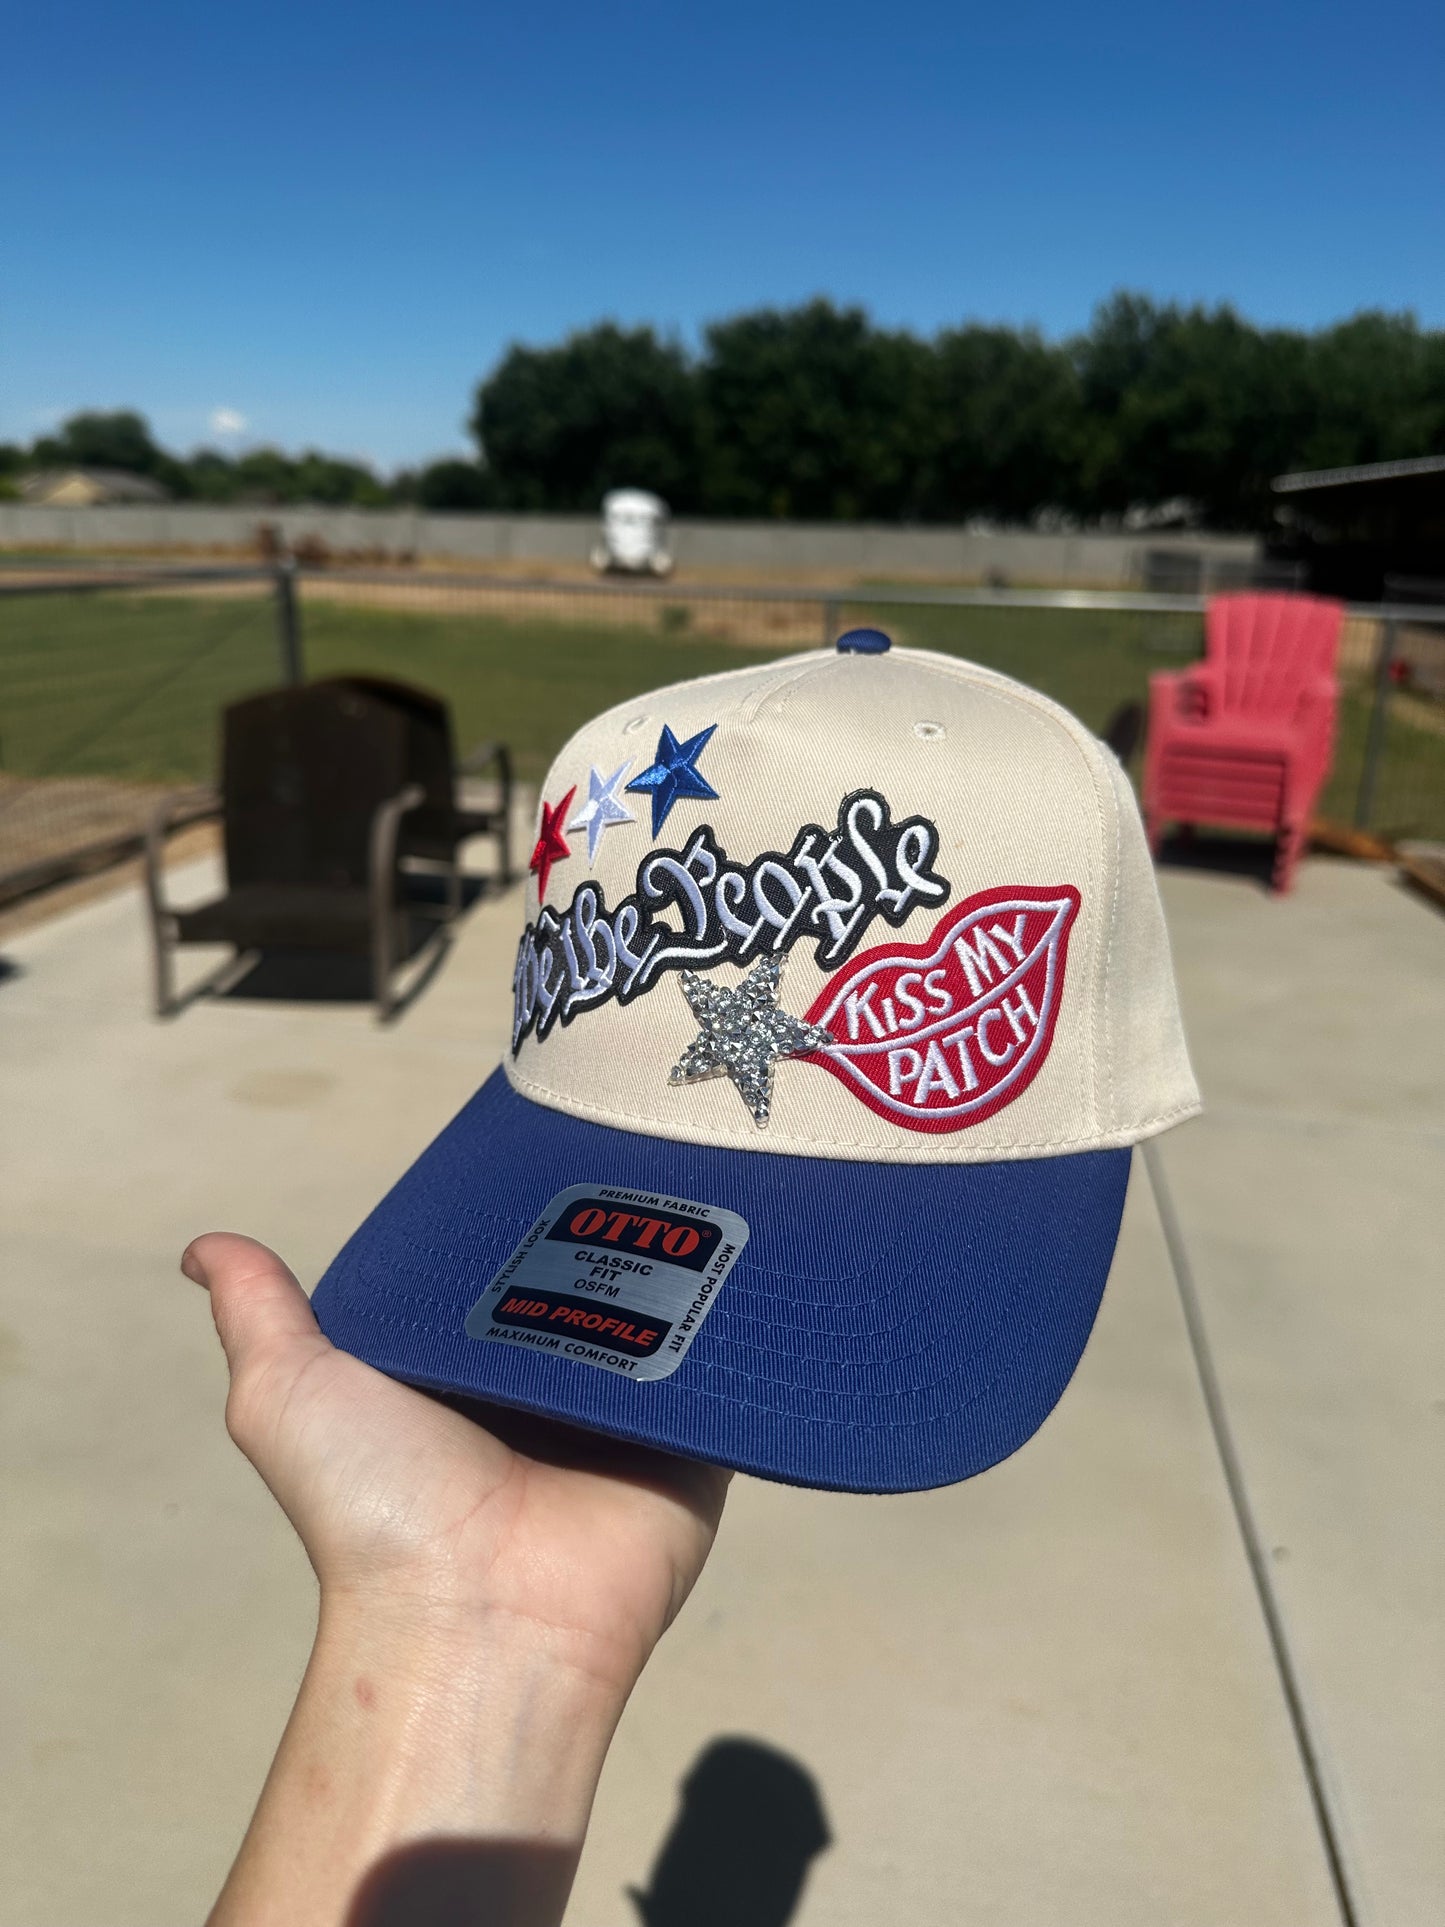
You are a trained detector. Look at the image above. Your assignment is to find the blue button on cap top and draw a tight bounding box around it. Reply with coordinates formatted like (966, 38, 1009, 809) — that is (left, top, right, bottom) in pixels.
(835, 627, 892, 655)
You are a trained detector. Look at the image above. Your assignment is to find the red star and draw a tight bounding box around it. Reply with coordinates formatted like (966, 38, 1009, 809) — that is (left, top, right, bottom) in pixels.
(529, 787, 575, 900)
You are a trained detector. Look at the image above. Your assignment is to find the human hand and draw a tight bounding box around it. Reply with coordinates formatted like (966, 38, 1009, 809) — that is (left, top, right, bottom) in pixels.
(182, 1231, 728, 1698)
(186, 1231, 731, 1927)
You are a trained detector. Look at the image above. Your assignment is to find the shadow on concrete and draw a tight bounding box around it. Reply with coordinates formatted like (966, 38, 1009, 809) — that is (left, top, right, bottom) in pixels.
(1156, 827, 1277, 890)
(215, 932, 449, 1014)
(345, 1836, 577, 1926)
(187, 875, 495, 1017)
(334, 1736, 828, 1926)
(629, 1736, 831, 1927)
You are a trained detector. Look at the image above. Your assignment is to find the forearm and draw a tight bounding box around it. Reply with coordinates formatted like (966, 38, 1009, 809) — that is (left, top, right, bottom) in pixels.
(208, 1596, 630, 1927)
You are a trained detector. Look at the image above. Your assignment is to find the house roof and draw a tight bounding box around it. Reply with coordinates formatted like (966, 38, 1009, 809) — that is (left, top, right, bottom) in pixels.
(20, 467, 171, 505)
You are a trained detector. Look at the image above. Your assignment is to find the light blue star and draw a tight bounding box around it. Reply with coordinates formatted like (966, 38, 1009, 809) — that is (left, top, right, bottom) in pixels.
(626, 723, 719, 836)
(568, 760, 635, 863)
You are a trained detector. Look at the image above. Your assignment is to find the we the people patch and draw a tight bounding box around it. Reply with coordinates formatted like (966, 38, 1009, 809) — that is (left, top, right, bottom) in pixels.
(511, 789, 948, 1051)
(802, 886, 1081, 1132)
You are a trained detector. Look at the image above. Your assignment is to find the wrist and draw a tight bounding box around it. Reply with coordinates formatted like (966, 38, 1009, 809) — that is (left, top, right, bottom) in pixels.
(207, 1589, 629, 1927)
(310, 1588, 630, 1835)
(315, 1577, 650, 1704)
(315, 1564, 655, 1703)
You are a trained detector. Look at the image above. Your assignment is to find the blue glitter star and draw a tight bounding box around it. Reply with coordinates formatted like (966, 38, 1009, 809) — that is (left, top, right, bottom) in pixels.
(625, 723, 719, 835)
(567, 760, 635, 863)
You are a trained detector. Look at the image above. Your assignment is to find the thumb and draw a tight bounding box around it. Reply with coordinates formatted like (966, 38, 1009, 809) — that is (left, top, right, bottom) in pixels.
(182, 1231, 324, 1380)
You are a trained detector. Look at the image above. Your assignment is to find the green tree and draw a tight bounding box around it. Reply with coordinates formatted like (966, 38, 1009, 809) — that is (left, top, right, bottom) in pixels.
(216, 446, 388, 506)
(920, 326, 1082, 521)
(231, 448, 298, 503)
(473, 324, 699, 511)
(697, 300, 933, 520)
(1072, 295, 1317, 527)
(288, 452, 390, 507)
(32, 409, 167, 476)
(410, 459, 496, 510)
(183, 450, 242, 501)
(1297, 312, 1445, 473)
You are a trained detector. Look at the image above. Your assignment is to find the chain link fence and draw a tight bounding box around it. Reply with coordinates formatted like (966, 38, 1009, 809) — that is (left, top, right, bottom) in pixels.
(2, 562, 1442, 905)
(0, 567, 277, 899)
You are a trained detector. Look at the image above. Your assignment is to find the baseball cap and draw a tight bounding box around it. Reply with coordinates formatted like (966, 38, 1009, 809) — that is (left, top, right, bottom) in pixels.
(311, 632, 1200, 1493)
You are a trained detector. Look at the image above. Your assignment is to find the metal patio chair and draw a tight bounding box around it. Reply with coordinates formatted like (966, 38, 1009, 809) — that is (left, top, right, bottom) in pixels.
(323, 675, 513, 906)
(145, 681, 464, 1020)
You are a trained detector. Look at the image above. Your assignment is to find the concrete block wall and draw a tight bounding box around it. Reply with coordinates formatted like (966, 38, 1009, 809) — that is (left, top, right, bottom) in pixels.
(0, 502, 1260, 586)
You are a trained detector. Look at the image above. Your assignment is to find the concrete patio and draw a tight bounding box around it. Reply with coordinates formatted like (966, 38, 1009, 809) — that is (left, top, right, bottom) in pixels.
(1, 848, 1440, 1927)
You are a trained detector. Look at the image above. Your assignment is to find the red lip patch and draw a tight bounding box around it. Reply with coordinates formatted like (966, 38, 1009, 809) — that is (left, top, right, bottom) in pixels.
(802, 886, 1081, 1133)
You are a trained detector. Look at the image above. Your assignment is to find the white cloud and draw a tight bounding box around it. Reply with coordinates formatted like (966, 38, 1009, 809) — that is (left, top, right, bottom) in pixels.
(208, 407, 247, 439)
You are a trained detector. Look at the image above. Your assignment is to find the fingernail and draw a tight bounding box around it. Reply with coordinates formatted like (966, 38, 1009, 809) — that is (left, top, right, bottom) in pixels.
(180, 1245, 209, 1287)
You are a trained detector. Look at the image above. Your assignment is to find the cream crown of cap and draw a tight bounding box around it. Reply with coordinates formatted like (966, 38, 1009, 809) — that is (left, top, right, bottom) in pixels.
(507, 644, 1200, 1164)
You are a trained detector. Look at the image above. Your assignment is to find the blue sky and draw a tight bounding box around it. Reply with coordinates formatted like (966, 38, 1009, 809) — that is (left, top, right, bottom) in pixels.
(5, 0, 1442, 471)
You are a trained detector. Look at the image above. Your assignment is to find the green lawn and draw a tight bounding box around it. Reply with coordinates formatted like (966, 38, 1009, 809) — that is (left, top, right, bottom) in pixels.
(302, 599, 770, 783)
(0, 588, 279, 785)
(2, 586, 1442, 841)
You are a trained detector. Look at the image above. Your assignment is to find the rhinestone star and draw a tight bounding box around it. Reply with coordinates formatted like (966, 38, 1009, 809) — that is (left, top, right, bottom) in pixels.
(567, 760, 634, 863)
(669, 954, 834, 1126)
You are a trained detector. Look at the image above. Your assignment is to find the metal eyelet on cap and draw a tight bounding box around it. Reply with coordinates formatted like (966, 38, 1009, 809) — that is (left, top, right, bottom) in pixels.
(914, 720, 946, 740)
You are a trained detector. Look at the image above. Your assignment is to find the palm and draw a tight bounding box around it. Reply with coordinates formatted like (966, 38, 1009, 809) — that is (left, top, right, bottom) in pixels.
(199, 1235, 727, 1694)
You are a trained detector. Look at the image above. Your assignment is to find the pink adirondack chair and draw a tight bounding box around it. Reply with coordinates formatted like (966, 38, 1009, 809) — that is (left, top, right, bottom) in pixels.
(1143, 592, 1344, 892)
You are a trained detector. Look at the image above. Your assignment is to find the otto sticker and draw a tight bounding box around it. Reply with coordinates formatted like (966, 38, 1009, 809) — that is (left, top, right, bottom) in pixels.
(464, 1185, 749, 1381)
(804, 886, 1080, 1132)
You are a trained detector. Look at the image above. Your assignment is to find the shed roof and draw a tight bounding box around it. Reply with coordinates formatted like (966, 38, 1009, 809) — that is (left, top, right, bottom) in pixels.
(1273, 453, 1445, 494)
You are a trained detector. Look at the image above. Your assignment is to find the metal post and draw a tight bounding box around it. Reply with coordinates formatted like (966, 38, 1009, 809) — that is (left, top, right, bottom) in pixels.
(274, 558, 303, 685)
(1354, 615, 1397, 829)
(822, 599, 839, 649)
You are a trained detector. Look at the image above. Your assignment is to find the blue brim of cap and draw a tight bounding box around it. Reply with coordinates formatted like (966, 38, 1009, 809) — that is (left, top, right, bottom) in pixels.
(312, 1069, 1130, 1494)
